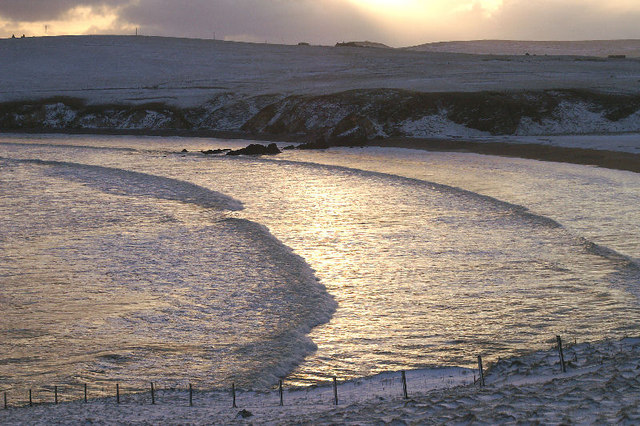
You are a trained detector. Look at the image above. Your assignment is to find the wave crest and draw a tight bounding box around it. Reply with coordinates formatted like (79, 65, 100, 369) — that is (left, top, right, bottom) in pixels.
(3, 157, 244, 211)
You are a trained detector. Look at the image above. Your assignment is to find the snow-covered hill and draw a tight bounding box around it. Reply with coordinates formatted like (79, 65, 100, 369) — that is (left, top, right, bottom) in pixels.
(408, 39, 640, 57)
(2, 36, 640, 140)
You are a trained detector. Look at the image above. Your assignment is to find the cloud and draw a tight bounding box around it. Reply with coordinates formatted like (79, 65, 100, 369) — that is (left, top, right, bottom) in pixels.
(1, 0, 640, 45)
(0, 3, 133, 37)
(0, 0, 127, 22)
(373, 0, 640, 43)
(480, 0, 640, 40)
(118, 0, 386, 44)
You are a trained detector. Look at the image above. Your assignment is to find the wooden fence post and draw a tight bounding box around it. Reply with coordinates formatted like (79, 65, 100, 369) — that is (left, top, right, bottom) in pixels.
(477, 355, 485, 387)
(189, 383, 193, 407)
(116, 383, 120, 404)
(54, 386, 58, 404)
(29, 389, 32, 407)
(401, 371, 408, 399)
(84, 384, 87, 403)
(232, 383, 237, 408)
(333, 377, 338, 405)
(150, 382, 155, 405)
(557, 335, 566, 373)
(3, 392, 6, 410)
(279, 380, 284, 406)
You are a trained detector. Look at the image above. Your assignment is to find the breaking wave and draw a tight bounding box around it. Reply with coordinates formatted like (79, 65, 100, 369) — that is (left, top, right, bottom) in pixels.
(0, 156, 336, 391)
(2, 157, 244, 211)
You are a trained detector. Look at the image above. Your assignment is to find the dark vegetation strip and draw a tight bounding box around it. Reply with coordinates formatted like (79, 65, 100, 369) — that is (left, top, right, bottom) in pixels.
(3, 89, 640, 137)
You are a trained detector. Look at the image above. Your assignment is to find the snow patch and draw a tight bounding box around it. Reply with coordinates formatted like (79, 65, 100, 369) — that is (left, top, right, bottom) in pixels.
(400, 111, 490, 138)
(302, 102, 351, 129)
(517, 101, 640, 135)
(371, 120, 388, 138)
(43, 103, 76, 127)
(122, 110, 172, 129)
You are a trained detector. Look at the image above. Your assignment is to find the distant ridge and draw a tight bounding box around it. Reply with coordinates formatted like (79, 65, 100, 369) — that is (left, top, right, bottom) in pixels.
(407, 40, 640, 57)
(336, 41, 390, 49)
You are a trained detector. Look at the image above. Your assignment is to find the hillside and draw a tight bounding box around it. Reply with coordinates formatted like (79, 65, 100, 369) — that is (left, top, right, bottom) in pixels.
(408, 39, 640, 57)
(2, 36, 640, 141)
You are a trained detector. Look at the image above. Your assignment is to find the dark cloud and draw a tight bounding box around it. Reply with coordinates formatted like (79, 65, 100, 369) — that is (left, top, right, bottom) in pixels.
(1, 0, 640, 45)
(0, 0, 387, 45)
(118, 0, 386, 45)
(0, 0, 127, 22)
(116, 0, 640, 44)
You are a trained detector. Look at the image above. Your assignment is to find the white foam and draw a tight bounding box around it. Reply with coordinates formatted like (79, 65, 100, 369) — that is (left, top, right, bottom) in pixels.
(11, 158, 244, 211)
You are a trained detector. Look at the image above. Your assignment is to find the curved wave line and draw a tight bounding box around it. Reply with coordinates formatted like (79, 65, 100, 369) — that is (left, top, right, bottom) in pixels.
(240, 156, 640, 272)
(0, 141, 137, 152)
(1, 157, 244, 211)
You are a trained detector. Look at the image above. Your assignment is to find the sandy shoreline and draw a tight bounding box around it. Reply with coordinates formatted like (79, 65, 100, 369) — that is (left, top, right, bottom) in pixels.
(4, 129, 640, 174)
(377, 136, 640, 173)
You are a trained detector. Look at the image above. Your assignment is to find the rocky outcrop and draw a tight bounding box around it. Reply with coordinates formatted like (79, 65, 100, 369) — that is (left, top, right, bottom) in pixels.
(226, 143, 281, 156)
(0, 98, 190, 131)
(187, 93, 283, 131)
(200, 148, 230, 155)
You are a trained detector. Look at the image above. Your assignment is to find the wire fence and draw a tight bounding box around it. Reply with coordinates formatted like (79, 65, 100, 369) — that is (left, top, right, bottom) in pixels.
(1, 374, 462, 411)
(1, 335, 574, 412)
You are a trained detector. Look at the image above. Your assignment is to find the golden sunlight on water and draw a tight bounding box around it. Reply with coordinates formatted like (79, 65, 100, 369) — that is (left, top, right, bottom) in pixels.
(1, 135, 639, 395)
(152, 155, 639, 385)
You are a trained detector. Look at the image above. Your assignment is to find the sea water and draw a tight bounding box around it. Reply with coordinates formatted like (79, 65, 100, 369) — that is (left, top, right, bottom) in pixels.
(1, 134, 639, 398)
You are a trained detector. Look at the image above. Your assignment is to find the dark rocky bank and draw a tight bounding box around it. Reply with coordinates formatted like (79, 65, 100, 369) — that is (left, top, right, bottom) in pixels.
(3, 89, 640, 145)
(4, 88, 640, 173)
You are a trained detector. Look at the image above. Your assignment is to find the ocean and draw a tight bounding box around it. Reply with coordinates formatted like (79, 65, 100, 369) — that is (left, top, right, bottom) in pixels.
(1, 133, 639, 399)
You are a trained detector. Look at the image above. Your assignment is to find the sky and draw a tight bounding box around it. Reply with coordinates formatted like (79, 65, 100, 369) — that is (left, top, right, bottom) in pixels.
(1, 0, 640, 47)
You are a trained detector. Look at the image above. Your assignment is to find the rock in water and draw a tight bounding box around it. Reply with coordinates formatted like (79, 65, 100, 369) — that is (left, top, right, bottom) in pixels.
(200, 148, 230, 155)
(226, 143, 281, 156)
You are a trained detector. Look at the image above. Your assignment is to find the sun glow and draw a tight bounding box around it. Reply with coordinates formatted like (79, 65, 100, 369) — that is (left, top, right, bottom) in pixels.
(348, 0, 435, 19)
(455, 0, 504, 16)
(345, 0, 506, 45)
(349, 0, 419, 11)
(348, 0, 503, 18)
(0, 6, 134, 38)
